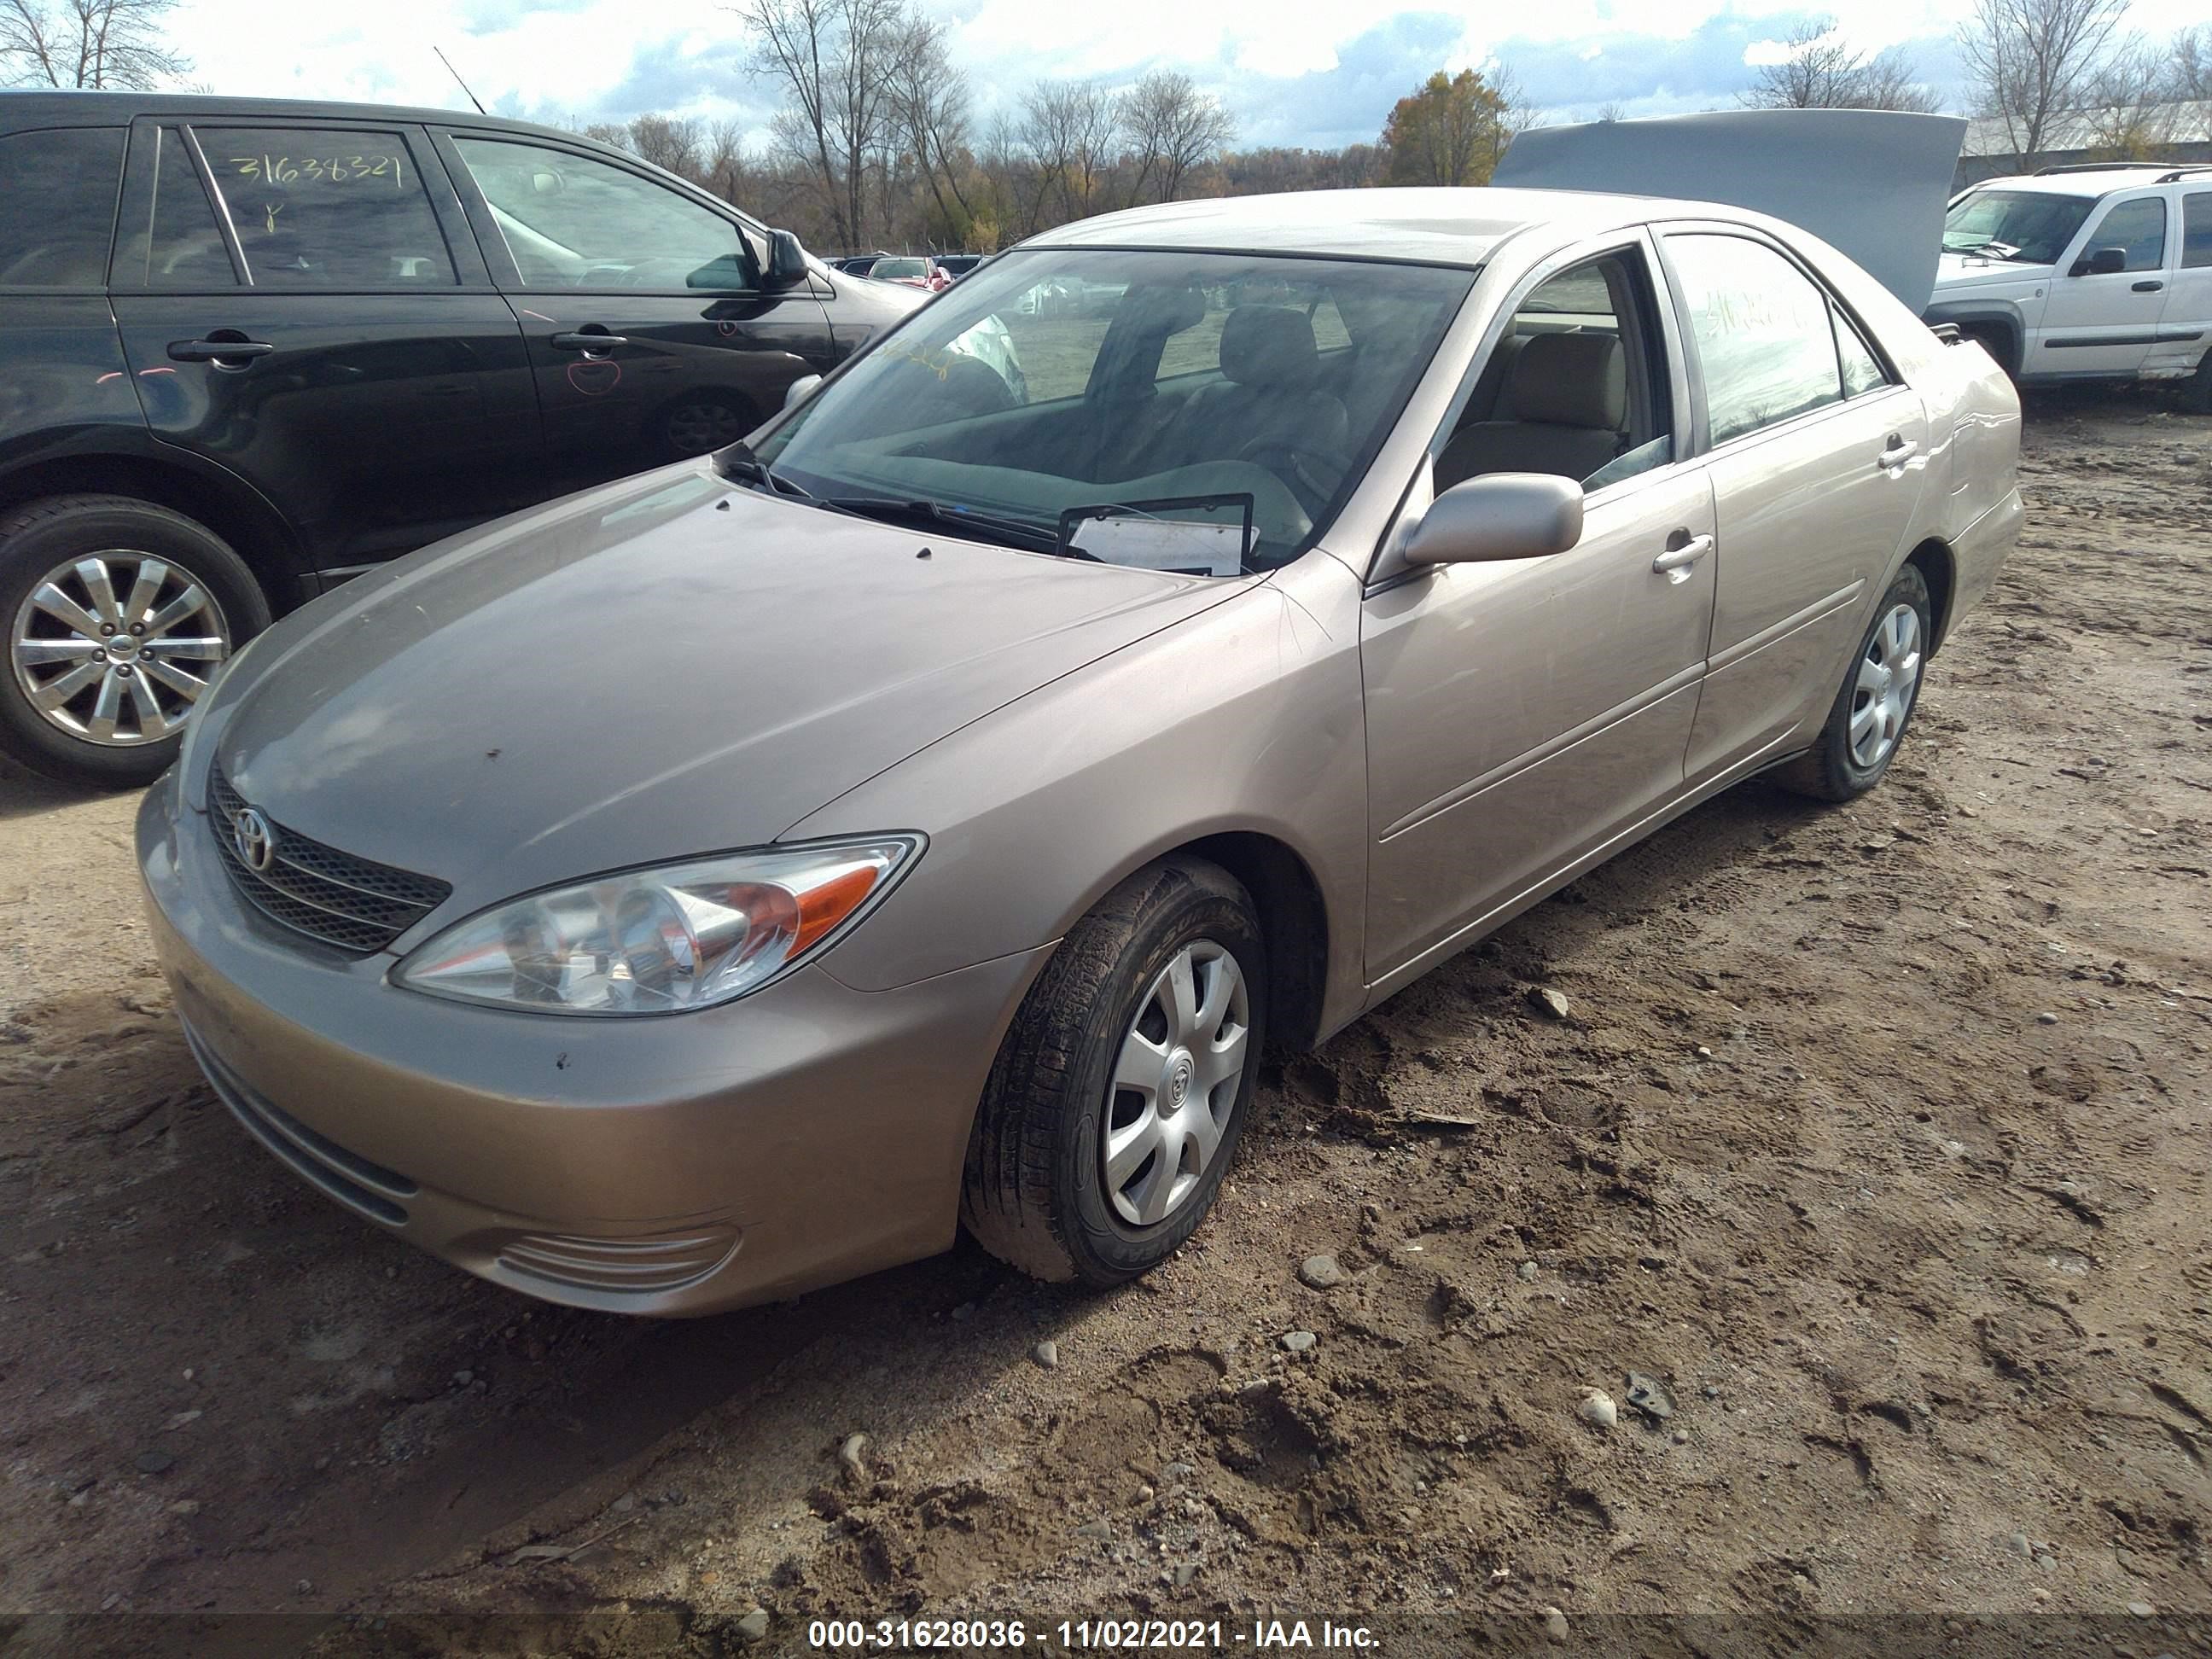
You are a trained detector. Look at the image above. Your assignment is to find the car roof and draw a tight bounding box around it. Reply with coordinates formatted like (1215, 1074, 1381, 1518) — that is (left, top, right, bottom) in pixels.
(1024, 186, 1687, 268)
(0, 89, 612, 155)
(1965, 169, 2175, 199)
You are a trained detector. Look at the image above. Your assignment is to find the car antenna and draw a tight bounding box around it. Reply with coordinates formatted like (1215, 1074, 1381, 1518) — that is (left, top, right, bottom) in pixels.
(435, 46, 488, 115)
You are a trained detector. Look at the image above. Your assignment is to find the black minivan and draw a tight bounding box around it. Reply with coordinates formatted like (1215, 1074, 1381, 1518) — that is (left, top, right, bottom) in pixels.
(0, 92, 920, 785)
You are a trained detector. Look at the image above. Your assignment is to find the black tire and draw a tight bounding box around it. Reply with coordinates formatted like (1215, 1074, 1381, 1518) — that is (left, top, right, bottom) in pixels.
(2185, 348, 2212, 416)
(1777, 563, 1932, 803)
(0, 495, 271, 789)
(962, 856, 1268, 1286)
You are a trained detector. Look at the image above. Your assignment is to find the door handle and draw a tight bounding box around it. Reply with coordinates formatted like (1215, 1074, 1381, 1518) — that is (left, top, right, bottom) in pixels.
(2131, 279, 2163, 293)
(1877, 437, 1918, 470)
(550, 330, 628, 354)
(1652, 532, 1713, 580)
(167, 337, 273, 364)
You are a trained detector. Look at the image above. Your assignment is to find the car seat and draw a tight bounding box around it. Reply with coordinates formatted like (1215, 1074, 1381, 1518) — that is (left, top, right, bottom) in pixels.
(1436, 332, 1627, 488)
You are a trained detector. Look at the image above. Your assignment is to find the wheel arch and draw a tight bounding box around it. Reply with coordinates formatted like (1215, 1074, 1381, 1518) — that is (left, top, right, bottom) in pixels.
(1149, 830, 1330, 1056)
(1923, 306, 2022, 378)
(0, 451, 310, 611)
(1904, 537, 1958, 654)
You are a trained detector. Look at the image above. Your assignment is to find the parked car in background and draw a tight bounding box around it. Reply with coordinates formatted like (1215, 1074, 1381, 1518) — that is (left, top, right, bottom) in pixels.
(142, 167, 2020, 1316)
(860, 255, 949, 292)
(936, 253, 984, 281)
(0, 91, 920, 787)
(830, 252, 892, 275)
(1928, 163, 2212, 408)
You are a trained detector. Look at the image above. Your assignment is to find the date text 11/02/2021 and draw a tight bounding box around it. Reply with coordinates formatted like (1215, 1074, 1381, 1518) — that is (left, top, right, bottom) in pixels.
(805, 1619, 1380, 1649)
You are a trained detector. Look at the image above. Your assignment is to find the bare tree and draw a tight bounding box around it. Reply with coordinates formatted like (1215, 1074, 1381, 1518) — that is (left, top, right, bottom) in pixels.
(1021, 79, 1119, 220)
(886, 14, 976, 237)
(1121, 69, 1233, 206)
(0, 0, 189, 89)
(1487, 63, 1543, 170)
(1957, 0, 2125, 158)
(1743, 17, 1941, 112)
(733, 0, 907, 248)
(626, 114, 706, 178)
(2168, 25, 2210, 108)
(2081, 37, 2180, 155)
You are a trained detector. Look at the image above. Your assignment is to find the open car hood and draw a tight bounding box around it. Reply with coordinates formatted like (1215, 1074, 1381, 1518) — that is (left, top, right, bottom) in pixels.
(1493, 109, 1968, 312)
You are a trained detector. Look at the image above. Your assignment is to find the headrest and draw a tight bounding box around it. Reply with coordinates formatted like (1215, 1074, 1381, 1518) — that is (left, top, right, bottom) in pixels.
(1508, 332, 1626, 430)
(1135, 282, 1208, 335)
(1220, 305, 1320, 390)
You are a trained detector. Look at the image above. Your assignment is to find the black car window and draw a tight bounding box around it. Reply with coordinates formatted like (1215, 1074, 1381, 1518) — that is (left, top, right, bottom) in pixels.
(0, 127, 125, 288)
(196, 128, 456, 288)
(451, 137, 756, 292)
(2187, 193, 2212, 269)
(2081, 195, 2166, 272)
(114, 125, 237, 289)
(1667, 233, 1845, 445)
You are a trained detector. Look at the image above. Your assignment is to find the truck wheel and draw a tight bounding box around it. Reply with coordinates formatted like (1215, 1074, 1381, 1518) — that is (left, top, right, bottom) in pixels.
(2186, 348, 2212, 415)
(0, 495, 270, 789)
(962, 857, 1267, 1286)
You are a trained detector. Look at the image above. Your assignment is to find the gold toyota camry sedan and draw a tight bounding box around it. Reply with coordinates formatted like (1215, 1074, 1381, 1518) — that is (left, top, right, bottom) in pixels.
(140, 116, 2022, 1313)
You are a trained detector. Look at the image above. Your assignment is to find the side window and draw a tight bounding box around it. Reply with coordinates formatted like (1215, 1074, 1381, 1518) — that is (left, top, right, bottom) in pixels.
(114, 126, 237, 289)
(2180, 193, 2211, 269)
(197, 128, 456, 288)
(1833, 304, 1889, 399)
(0, 127, 124, 288)
(1668, 234, 1844, 445)
(1435, 248, 1673, 493)
(2080, 196, 2166, 272)
(451, 137, 754, 292)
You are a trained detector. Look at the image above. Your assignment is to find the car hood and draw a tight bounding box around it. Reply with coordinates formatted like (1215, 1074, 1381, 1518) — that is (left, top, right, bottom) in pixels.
(216, 464, 1239, 919)
(1931, 249, 2053, 291)
(1494, 108, 1968, 311)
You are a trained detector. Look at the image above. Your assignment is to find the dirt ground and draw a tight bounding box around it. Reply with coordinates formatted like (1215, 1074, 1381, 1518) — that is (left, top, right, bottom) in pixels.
(2, 387, 2208, 1658)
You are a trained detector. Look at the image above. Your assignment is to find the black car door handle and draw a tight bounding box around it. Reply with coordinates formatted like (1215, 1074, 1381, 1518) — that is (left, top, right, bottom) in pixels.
(550, 330, 628, 353)
(2132, 279, 2164, 293)
(168, 337, 274, 363)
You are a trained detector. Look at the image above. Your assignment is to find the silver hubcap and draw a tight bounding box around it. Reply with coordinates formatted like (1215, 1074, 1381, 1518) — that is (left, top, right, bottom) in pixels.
(1848, 602, 1922, 771)
(9, 550, 230, 746)
(1103, 940, 1249, 1227)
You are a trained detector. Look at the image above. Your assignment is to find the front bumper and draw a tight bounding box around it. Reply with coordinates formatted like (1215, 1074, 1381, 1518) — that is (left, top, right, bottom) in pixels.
(138, 779, 1047, 1316)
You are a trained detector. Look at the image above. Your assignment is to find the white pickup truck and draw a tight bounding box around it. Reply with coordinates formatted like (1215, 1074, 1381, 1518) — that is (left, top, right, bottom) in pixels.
(1927, 163, 2212, 410)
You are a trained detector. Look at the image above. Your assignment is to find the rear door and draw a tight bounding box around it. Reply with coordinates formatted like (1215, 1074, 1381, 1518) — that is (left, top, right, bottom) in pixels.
(1658, 227, 1928, 780)
(2151, 188, 2212, 380)
(434, 131, 840, 493)
(2030, 189, 2170, 377)
(108, 118, 538, 579)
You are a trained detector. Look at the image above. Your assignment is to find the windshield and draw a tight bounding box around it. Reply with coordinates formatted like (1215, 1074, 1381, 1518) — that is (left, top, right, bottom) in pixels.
(1943, 190, 2095, 264)
(751, 248, 1472, 573)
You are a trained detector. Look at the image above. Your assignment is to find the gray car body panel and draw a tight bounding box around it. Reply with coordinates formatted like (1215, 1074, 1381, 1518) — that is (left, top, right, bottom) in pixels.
(143, 176, 2022, 1314)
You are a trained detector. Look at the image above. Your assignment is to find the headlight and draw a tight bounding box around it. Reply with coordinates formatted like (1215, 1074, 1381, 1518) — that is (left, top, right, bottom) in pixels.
(391, 835, 923, 1016)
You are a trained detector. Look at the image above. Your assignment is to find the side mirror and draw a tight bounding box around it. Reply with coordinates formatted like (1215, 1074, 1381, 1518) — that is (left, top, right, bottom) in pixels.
(764, 229, 809, 289)
(1403, 473, 1585, 567)
(783, 373, 822, 410)
(2069, 246, 2126, 277)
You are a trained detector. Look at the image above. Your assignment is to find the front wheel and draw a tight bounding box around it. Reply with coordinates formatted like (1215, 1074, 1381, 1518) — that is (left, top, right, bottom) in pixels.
(1777, 563, 1931, 803)
(962, 857, 1267, 1286)
(0, 495, 271, 788)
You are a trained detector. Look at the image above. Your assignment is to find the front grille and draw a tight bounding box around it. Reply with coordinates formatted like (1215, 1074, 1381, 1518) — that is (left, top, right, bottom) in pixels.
(496, 1227, 741, 1295)
(208, 767, 451, 955)
(185, 1022, 416, 1226)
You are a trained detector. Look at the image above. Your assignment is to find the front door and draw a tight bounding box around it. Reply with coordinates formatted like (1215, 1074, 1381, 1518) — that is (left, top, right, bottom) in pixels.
(1656, 229, 1930, 778)
(108, 119, 538, 579)
(434, 131, 841, 496)
(2029, 189, 2172, 377)
(1360, 240, 1717, 981)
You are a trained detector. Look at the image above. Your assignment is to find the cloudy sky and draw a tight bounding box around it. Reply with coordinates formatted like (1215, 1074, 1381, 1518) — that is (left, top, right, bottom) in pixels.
(161, 0, 2203, 154)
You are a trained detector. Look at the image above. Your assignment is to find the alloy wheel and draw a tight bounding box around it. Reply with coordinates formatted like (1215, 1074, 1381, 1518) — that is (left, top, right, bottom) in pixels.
(667, 401, 748, 456)
(10, 550, 231, 746)
(1848, 602, 1922, 770)
(1103, 940, 1250, 1227)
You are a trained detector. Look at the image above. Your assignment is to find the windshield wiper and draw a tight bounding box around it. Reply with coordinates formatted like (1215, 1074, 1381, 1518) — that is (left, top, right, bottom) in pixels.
(819, 495, 1060, 552)
(716, 441, 815, 503)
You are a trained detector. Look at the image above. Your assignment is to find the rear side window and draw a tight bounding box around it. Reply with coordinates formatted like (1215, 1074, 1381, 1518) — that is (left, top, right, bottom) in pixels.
(2080, 196, 2165, 272)
(198, 128, 457, 288)
(0, 127, 124, 288)
(1832, 305, 1889, 399)
(451, 137, 755, 292)
(2183, 193, 2212, 269)
(115, 126, 237, 289)
(1667, 233, 1845, 445)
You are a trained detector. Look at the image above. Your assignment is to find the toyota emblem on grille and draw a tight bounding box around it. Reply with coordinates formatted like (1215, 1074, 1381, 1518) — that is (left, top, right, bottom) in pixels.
(231, 807, 275, 873)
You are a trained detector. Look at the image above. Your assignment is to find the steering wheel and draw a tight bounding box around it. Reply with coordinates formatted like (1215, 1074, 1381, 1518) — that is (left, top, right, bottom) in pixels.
(1235, 438, 1343, 515)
